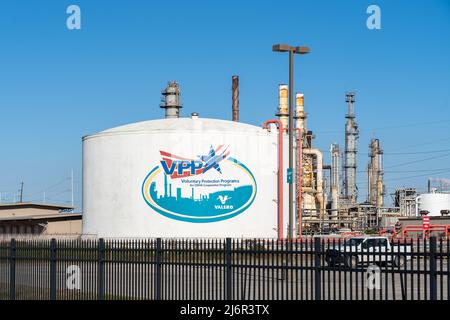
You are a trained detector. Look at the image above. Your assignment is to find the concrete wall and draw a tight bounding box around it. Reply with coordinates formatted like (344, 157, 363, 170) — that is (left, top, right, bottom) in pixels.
(0, 218, 82, 236)
(45, 220, 82, 235)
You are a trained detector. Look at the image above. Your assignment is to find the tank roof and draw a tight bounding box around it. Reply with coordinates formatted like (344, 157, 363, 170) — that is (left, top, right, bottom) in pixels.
(84, 118, 266, 139)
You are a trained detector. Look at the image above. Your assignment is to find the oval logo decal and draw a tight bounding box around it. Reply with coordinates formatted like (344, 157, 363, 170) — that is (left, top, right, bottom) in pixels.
(142, 145, 257, 223)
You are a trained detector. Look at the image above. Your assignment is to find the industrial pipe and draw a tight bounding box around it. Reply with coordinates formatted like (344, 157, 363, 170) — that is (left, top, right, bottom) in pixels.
(303, 148, 324, 220)
(294, 128, 303, 238)
(302, 187, 317, 193)
(263, 119, 284, 240)
(232, 76, 239, 122)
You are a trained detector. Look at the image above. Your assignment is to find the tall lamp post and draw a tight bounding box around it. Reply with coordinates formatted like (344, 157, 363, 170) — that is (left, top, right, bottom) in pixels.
(272, 44, 310, 239)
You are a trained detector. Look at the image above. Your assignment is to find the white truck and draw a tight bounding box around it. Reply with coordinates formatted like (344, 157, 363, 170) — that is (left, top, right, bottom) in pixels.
(325, 236, 412, 268)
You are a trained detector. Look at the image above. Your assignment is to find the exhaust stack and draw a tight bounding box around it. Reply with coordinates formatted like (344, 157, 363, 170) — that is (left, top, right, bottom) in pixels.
(294, 93, 306, 132)
(160, 81, 182, 119)
(276, 84, 289, 130)
(232, 76, 239, 122)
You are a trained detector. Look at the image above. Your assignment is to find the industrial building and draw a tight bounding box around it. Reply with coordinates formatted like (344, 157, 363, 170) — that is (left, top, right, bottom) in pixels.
(0, 203, 81, 236)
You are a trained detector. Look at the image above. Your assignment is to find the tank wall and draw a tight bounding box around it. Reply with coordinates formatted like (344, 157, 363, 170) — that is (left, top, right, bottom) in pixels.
(83, 129, 290, 238)
(417, 193, 450, 217)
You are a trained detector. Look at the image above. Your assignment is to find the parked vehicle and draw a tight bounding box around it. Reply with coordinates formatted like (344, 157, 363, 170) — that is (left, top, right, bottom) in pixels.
(325, 236, 412, 268)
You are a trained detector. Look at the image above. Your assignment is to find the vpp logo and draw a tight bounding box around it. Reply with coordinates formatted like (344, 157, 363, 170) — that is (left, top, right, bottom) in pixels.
(160, 145, 230, 179)
(142, 145, 257, 223)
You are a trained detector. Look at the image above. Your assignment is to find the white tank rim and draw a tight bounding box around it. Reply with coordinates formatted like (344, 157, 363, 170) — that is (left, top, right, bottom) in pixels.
(83, 118, 275, 141)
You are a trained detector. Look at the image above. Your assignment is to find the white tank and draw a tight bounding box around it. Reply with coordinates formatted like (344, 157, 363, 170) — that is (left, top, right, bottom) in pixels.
(416, 192, 450, 217)
(82, 117, 290, 238)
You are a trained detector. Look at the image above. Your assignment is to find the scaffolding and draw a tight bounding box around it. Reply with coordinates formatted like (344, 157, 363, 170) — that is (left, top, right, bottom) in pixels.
(394, 188, 417, 217)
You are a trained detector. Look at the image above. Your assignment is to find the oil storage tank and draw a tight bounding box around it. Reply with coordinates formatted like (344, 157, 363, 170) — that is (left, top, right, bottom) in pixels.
(416, 192, 450, 217)
(82, 116, 289, 238)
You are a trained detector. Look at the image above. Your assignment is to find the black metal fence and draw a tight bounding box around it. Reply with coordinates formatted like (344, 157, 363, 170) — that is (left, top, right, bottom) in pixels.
(0, 237, 448, 300)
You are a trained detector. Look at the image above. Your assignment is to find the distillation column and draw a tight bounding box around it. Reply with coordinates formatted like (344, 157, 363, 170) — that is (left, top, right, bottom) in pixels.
(368, 139, 384, 207)
(330, 143, 340, 219)
(343, 92, 359, 204)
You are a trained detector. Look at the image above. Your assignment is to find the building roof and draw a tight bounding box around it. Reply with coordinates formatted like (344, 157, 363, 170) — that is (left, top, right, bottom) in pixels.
(0, 202, 74, 211)
(0, 213, 82, 222)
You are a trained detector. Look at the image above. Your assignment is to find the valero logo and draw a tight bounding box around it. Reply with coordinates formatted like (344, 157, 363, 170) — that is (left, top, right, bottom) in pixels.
(141, 145, 257, 223)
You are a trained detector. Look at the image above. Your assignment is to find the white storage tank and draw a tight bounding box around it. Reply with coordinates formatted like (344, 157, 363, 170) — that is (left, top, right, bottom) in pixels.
(416, 192, 450, 217)
(82, 117, 290, 238)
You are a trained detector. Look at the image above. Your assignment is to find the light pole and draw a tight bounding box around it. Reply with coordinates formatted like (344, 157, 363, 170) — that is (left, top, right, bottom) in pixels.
(272, 44, 310, 239)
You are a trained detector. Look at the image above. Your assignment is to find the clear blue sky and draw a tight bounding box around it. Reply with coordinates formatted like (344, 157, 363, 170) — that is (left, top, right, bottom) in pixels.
(0, 0, 449, 210)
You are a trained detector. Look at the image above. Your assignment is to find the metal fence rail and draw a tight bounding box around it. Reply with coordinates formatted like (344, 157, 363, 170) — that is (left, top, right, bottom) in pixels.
(0, 237, 448, 300)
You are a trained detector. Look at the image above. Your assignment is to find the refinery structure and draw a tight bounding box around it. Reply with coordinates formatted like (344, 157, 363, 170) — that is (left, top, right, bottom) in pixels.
(1, 76, 449, 239)
(79, 75, 450, 239)
(1, 51, 449, 239)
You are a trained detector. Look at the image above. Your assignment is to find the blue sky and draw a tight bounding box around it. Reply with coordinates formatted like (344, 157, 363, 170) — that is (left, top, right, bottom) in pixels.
(0, 0, 449, 210)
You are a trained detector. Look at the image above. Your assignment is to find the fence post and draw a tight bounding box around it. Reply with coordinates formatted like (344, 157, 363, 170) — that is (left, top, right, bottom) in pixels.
(225, 238, 232, 300)
(155, 238, 162, 300)
(429, 236, 437, 300)
(50, 238, 57, 300)
(98, 238, 105, 300)
(9, 239, 16, 300)
(314, 237, 322, 300)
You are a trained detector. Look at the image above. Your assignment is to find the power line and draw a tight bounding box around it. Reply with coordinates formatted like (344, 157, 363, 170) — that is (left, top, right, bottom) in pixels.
(317, 119, 450, 135)
(358, 170, 450, 185)
(26, 177, 70, 197)
(385, 152, 450, 169)
(325, 148, 450, 155)
(356, 167, 450, 174)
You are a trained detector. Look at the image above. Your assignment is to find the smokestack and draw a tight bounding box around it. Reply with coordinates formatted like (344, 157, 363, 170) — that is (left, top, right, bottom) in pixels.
(160, 81, 182, 119)
(276, 84, 289, 130)
(294, 93, 306, 132)
(343, 91, 359, 204)
(232, 76, 239, 122)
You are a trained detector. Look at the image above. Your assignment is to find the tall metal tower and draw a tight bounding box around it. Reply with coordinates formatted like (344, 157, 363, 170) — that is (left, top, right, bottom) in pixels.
(330, 143, 340, 218)
(343, 92, 359, 204)
(368, 139, 384, 207)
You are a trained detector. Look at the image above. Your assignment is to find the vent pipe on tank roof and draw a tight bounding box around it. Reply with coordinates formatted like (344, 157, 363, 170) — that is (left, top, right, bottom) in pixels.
(191, 112, 199, 119)
(160, 81, 182, 119)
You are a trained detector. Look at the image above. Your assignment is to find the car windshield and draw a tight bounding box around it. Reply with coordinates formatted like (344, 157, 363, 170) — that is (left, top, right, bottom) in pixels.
(343, 238, 365, 247)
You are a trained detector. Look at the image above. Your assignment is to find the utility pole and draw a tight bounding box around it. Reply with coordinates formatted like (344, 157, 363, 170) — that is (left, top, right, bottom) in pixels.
(19, 182, 24, 203)
(71, 169, 74, 212)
